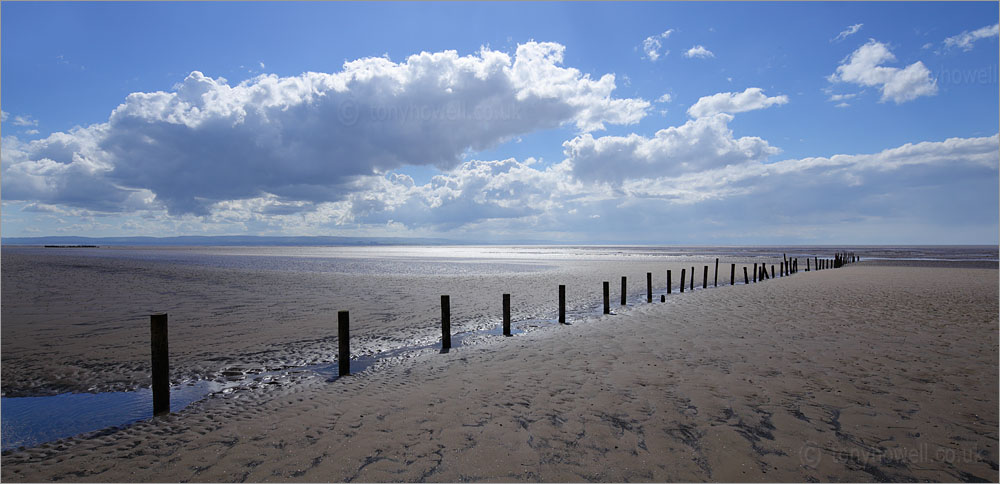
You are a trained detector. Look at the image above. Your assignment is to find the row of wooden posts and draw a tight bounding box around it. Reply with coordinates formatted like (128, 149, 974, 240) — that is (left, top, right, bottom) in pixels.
(148, 252, 860, 415)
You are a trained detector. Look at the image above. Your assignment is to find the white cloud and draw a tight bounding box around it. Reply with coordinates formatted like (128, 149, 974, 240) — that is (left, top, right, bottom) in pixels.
(835, 102, 850, 108)
(1, 110, 7, 122)
(610, 134, 999, 221)
(828, 40, 937, 104)
(11, 115, 38, 127)
(687, 87, 789, 118)
(943, 23, 999, 51)
(828, 93, 857, 102)
(832, 23, 863, 42)
(346, 158, 582, 230)
(642, 30, 674, 61)
(2, 42, 649, 216)
(656, 93, 672, 103)
(684, 45, 714, 59)
(563, 113, 780, 183)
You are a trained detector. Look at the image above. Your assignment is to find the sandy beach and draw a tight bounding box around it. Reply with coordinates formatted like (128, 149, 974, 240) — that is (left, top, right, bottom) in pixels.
(2, 261, 996, 482)
(1, 246, 787, 397)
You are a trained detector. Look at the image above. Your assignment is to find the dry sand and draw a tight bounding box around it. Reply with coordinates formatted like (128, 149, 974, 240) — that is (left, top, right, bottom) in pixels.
(2, 263, 997, 482)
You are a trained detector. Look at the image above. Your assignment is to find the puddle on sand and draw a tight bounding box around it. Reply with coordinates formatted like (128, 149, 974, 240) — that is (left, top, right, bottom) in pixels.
(1, 380, 228, 451)
(0, 321, 538, 452)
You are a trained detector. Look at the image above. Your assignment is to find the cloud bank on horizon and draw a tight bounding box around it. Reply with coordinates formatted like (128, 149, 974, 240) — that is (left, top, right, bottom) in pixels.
(2, 3, 998, 244)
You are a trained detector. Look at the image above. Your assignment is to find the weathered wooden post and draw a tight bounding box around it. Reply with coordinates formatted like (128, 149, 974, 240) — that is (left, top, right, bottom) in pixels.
(753, 263, 758, 283)
(603, 282, 610, 314)
(680, 269, 686, 293)
(667, 270, 672, 294)
(503, 294, 512, 336)
(703, 265, 708, 289)
(441, 295, 451, 350)
(770, 265, 775, 279)
(559, 284, 566, 324)
(621, 276, 627, 305)
(690, 266, 695, 291)
(806, 258, 810, 271)
(646, 272, 652, 303)
(743, 267, 749, 285)
(730, 263, 735, 285)
(150, 313, 170, 416)
(714, 258, 719, 287)
(338, 310, 350, 377)
(780, 261, 784, 277)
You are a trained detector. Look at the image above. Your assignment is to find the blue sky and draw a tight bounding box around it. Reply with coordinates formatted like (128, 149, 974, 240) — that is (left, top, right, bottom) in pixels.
(2, 1, 998, 244)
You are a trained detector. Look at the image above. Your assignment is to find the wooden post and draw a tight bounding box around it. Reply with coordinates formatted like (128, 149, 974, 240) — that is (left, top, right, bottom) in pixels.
(770, 265, 775, 279)
(503, 294, 512, 336)
(621, 276, 627, 305)
(743, 267, 749, 285)
(441, 295, 451, 350)
(714, 258, 719, 287)
(559, 284, 566, 325)
(603, 282, 610, 314)
(807, 258, 810, 271)
(730, 264, 735, 285)
(660, 294, 665, 302)
(646, 272, 652, 303)
(680, 269, 686, 293)
(780, 261, 784, 277)
(338, 310, 350, 377)
(150, 313, 170, 416)
(690, 266, 694, 291)
(753, 263, 757, 283)
(667, 270, 672, 294)
(702, 265, 708, 289)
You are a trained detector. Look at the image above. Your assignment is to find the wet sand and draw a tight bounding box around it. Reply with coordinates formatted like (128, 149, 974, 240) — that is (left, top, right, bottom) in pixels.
(2, 247, 777, 397)
(3, 263, 997, 482)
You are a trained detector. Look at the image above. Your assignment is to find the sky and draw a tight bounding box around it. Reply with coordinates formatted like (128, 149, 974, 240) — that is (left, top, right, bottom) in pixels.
(2, 1, 998, 244)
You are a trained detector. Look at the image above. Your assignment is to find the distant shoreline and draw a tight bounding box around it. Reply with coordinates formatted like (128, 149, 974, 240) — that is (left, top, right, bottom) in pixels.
(3, 235, 998, 248)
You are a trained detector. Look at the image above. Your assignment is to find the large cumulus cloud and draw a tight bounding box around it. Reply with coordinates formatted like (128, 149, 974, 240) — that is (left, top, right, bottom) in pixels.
(2, 42, 649, 215)
(563, 113, 780, 183)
